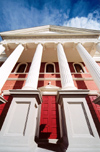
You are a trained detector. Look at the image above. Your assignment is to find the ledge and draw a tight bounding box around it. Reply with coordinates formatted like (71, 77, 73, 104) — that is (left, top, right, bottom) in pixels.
(0, 95, 7, 103)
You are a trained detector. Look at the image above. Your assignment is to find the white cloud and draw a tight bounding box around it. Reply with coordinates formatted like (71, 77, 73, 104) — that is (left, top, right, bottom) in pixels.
(0, 1, 69, 31)
(63, 11, 100, 30)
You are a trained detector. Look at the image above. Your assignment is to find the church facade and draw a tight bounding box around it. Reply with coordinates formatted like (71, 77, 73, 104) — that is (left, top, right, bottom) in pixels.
(0, 25, 100, 152)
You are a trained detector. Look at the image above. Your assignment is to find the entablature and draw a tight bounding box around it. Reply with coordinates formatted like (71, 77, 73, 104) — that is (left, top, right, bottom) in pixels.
(0, 41, 100, 62)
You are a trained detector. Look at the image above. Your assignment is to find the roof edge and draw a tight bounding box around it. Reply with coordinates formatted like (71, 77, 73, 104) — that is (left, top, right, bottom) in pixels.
(0, 25, 100, 36)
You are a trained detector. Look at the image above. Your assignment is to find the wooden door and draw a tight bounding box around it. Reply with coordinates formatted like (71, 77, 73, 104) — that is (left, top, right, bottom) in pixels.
(39, 96, 60, 139)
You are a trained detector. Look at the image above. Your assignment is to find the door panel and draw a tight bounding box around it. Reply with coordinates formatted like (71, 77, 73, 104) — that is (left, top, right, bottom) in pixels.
(39, 96, 60, 139)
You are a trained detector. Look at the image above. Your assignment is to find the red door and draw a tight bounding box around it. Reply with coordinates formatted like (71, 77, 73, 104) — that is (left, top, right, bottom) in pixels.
(39, 96, 60, 139)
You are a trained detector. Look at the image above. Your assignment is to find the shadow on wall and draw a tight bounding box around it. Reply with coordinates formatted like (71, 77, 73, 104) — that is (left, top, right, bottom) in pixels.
(38, 63, 45, 88)
(75, 74, 88, 89)
(86, 95, 100, 137)
(38, 103, 69, 152)
(39, 124, 51, 139)
(0, 96, 12, 130)
(13, 74, 25, 89)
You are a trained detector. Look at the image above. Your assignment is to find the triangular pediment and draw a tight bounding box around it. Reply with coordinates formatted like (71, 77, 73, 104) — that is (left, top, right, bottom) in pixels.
(0, 25, 100, 37)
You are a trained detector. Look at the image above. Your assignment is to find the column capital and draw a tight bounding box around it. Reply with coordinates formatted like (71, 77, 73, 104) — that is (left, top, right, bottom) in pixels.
(0, 44, 5, 49)
(57, 42, 63, 46)
(96, 42, 100, 53)
(76, 42, 83, 46)
(96, 42, 100, 45)
(0, 44, 5, 55)
(37, 43, 43, 46)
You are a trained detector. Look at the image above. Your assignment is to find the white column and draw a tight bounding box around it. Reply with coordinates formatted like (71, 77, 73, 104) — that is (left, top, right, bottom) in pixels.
(57, 43, 77, 90)
(0, 45, 5, 55)
(23, 43, 43, 90)
(96, 43, 100, 53)
(76, 43, 100, 91)
(0, 44, 24, 91)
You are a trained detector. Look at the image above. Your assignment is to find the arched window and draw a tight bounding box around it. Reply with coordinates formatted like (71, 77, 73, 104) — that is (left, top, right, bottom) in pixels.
(46, 64, 54, 72)
(16, 63, 27, 73)
(45, 63, 55, 73)
(74, 63, 84, 73)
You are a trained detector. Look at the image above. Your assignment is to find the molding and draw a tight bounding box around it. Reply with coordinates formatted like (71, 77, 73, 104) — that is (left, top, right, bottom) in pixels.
(9, 89, 42, 104)
(0, 95, 8, 103)
(1, 35, 99, 40)
(57, 89, 89, 105)
(1, 39, 100, 44)
(88, 90, 99, 95)
(7, 77, 93, 81)
(10, 72, 90, 74)
(38, 84, 61, 95)
(1, 25, 100, 35)
(93, 96, 100, 105)
(3, 89, 99, 96)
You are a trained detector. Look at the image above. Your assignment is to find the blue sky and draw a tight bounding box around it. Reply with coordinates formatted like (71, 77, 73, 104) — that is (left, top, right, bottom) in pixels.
(0, 0, 100, 33)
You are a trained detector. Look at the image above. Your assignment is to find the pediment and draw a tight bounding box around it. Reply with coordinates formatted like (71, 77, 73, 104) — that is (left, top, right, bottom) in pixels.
(38, 83, 61, 92)
(0, 25, 100, 37)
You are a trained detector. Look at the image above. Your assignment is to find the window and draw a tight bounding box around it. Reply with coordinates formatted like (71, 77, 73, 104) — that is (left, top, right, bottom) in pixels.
(74, 63, 84, 73)
(46, 64, 54, 72)
(16, 63, 27, 73)
(45, 63, 55, 73)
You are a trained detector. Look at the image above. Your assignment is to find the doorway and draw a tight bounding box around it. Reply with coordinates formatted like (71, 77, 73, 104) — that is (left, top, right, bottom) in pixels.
(39, 96, 60, 139)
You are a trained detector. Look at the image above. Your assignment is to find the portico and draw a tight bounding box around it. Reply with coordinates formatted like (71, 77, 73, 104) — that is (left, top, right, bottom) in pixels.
(0, 25, 100, 152)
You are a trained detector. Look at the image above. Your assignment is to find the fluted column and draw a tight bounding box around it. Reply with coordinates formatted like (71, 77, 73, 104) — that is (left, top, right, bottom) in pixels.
(23, 43, 43, 90)
(96, 43, 100, 53)
(0, 45, 5, 55)
(76, 43, 100, 91)
(0, 44, 24, 92)
(57, 43, 77, 89)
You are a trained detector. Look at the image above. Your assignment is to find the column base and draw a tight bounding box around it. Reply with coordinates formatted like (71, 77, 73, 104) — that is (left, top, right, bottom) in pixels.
(61, 85, 77, 90)
(0, 137, 37, 152)
(22, 86, 37, 90)
(57, 89, 100, 152)
(59, 137, 100, 152)
(0, 89, 42, 152)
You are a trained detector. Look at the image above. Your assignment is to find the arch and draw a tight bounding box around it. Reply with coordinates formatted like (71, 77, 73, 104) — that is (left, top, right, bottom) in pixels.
(15, 63, 28, 73)
(73, 63, 85, 73)
(45, 63, 56, 73)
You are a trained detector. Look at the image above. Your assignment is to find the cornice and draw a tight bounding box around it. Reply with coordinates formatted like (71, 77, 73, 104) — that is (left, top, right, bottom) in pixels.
(1, 25, 100, 36)
(49, 25, 100, 34)
(1, 34, 99, 40)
